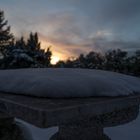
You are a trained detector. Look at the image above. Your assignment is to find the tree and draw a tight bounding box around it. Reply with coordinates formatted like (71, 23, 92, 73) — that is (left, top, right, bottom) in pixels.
(85, 51, 104, 69)
(26, 33, 52, 67)
(77, 54, 86, 68)
(55, 60, 65, 68)
(0, 10, 13, 57)
(127, 50, 140, 75)
(136, 50, 140, 58)
(104, 49, 127, 72)
(0, 10, 53, 69)
(26, 32, 43, 62)
(27, 32, 40, 52)
(15, 37, 26, 50)
(44, 47, 52, 67)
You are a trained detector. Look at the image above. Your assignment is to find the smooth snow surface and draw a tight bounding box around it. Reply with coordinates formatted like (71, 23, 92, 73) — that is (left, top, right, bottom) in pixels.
(0, 68, 140, 98)
(105, 114, 140, 140)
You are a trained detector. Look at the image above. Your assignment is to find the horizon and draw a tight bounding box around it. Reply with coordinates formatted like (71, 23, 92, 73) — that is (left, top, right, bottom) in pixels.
(1, 0, 140, 64)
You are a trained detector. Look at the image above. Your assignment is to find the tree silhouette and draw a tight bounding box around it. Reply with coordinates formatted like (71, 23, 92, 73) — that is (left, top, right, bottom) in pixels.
(85, 51, 104, 69)
(57, 49, 140, 76)
(104, 49, 127, 72)
(129, 50, 140, 76)
(27, 32, 40, 52)
(0, 10, 13, 57)
(15, 37, 26, 50)
(0, 9, 140, 75)
(26, 33, 52, 67)
(0, 10, 53, 69)
(44, 47, 52, 67)
(76, 54, 86, 68)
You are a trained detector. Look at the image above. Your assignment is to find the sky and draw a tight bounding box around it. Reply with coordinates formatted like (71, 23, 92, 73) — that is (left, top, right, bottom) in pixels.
(1, 0, 140, 63)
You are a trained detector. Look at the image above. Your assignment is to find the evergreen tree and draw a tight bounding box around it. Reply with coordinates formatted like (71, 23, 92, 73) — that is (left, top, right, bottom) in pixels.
(26, 32, 52, 67)
(0, 10, 53, 68)
(15, 37, 26, 50)
(44, 47, 52, 67)
(55, 60, 65, 68)
(0, 10, 13, 57)
(27, 32, 40, 52)
(26, 32, 43, 62)
(85, 51, 104, 69)
(77, 54, 86, 68)
(104, 49, 127, 72)
(130, 50, 140, 75)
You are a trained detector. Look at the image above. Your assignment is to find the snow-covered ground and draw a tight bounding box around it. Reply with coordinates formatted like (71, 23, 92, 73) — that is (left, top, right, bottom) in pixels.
(16, 119, 58, 140)
(16, 113, 140, 140)
(0, 68, 140, 97)
(105, 113, 140, 140)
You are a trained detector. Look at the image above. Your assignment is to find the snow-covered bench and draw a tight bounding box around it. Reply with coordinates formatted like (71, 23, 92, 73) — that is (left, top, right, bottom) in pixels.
(0, 68, 140, 140)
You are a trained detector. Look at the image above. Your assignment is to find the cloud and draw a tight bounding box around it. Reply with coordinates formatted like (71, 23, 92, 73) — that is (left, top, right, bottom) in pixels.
(99, 0, 140, 20)
(1, 0, 140, 59)
(4, 0, 140, 40)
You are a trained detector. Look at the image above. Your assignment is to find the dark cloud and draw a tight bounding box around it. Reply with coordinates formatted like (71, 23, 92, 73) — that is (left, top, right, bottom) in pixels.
(97, 0, 140, 20)
(89, 39, 140, 53)
(1, 0, 140, 59)
(72, 0, 140, 20)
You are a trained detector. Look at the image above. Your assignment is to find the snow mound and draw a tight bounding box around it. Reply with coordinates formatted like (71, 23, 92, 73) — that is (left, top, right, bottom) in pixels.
(0, 68, 140, 98)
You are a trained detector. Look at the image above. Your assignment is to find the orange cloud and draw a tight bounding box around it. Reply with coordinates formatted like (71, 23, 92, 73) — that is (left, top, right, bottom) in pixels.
(38, 32, 95, 60)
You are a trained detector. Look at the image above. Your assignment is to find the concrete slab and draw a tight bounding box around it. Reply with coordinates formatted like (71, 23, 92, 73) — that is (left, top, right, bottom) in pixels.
(0, 93, 140, 128)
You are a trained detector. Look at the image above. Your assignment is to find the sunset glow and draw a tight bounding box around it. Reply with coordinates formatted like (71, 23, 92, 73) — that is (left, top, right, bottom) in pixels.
(51, 55, 60, 65)
(1, 0, 140, 60)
